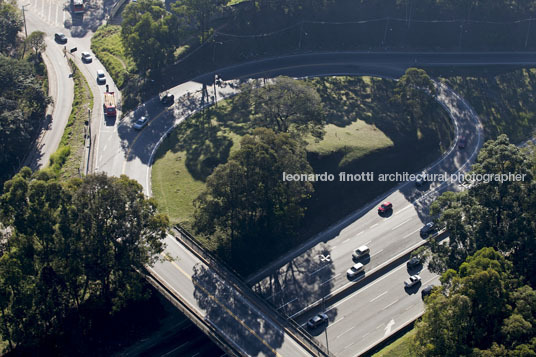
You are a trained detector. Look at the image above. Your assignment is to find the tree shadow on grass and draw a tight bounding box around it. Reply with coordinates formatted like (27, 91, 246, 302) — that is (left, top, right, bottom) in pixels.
(191, 264, 285, 356)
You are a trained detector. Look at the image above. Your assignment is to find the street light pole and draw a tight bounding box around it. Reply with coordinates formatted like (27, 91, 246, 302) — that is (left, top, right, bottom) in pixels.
(21, 4, 30, 57)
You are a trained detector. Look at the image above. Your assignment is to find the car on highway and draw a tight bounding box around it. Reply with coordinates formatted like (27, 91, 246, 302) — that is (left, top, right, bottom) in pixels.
(458, 136, 467, 149)
(406, 256, 423, 269)
(54, 32, 67, 44)
(378, 202, 393, 214)
(421, 285, 435, 299)
(133, 116, 149, 130)
(404, 275, 421, 288)
(420, 222, 436, 237)
(352, 245, 370, 260)
(347, 263, 364, 279)
(161, 93, 174, 106)
(81, 52, 92, 63)
(96, 70, 106, 84)
(307, 313, 328, 329)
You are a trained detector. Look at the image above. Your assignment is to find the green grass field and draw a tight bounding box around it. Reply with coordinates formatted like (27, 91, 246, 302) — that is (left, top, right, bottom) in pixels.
(91, 25, 134, 89)
(371, 329, 416, 357)
(47, 59, 93, 179)
(152, 76, 452, 247)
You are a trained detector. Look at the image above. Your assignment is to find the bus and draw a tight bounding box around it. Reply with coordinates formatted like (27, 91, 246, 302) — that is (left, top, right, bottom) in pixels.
(72, 0, 84, 14)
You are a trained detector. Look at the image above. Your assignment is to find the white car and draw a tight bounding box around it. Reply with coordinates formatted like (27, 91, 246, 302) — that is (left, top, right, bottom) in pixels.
(404, 275, 421, 288)
(347, 263, 364, 279)
(352, 245, 370, 260)
(96, 70, 106, 84)
(81, 52, 92, 63)
(133, 116, 149, 130)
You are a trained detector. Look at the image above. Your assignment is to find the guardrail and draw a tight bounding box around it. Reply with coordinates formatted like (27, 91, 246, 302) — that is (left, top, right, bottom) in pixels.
(142, 266, 243, 357)
(173, 224, 335, 357)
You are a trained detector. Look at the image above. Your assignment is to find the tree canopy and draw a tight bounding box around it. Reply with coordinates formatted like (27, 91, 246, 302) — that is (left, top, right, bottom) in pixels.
(0, 1, 22, 56)
(193, 128, 313, 273)
(0, 171, 168, 351)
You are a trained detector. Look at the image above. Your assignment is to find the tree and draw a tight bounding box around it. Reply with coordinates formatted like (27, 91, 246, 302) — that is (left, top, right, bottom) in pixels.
(235, 77, 325, 138)
(171, 0, 224, 44)
(392, 68, 437, 120)
(429, 135, 534, 281)
(25, 31, 46, 59)
(0, 172, 168, 350)
(193, 128, 313, 272)
(0, 2, 23, 55)
(121, 0, 175, 74)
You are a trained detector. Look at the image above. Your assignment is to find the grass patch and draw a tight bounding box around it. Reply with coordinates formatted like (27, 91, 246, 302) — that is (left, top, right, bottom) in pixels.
(371, 328, 416, 357)
(152, 76, 453, 273)
(91, 25, 134, 88)
(441, 67, 536, 143)
(47, 59, 93, 179)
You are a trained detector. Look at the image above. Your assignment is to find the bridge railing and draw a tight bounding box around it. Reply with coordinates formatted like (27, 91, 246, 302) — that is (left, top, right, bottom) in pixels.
(173, 224, 335, 357)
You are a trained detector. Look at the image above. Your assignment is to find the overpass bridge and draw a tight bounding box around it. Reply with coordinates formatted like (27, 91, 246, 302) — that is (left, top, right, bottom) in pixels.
(144, 226, 331, 357)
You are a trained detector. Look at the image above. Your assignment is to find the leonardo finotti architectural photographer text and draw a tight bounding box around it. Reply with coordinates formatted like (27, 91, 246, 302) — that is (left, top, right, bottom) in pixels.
(282, 171, 527, 183)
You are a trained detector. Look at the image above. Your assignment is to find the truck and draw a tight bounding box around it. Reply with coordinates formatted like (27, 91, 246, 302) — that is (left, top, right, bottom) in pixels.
(103, 92, 116, 117)
(72, 0, 84, 14)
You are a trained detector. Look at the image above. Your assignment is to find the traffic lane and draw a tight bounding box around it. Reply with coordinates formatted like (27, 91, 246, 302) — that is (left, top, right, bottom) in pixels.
(152, 236, 309, 357)
(195, 51, 536, 84)
(295, 263, 439, 356)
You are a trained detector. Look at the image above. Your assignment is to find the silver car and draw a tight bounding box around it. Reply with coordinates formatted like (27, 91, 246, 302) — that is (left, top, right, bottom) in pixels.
(347, 263, 364, 279)
(404, 275, 421, 288)
(133, 116, 149, 130)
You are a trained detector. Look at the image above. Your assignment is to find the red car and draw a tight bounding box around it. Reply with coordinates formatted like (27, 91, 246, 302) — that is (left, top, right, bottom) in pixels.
(378, 202, 393, 214)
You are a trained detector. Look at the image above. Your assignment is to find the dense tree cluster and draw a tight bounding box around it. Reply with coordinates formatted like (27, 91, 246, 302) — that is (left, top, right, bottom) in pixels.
(413, 248, 536, 356)
(0, 1, 23, 56)
(0, 171, 168, 351)
(193, 128, 313, 272)
(415, 135, 536, 355)
(0, 55, 50, 183)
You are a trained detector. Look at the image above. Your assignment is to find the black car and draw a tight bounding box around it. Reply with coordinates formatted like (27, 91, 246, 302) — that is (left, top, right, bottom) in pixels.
(420, 222, 436, 237)
(407, 256, 422, 269)
(54, 33, 67, 44)
(421, 285, 435, 299)
(161, 93, 174, 106)
(307, 313, 328, 329)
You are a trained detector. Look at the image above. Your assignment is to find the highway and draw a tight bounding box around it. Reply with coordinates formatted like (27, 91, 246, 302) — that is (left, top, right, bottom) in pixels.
(21, 2, 536, 353)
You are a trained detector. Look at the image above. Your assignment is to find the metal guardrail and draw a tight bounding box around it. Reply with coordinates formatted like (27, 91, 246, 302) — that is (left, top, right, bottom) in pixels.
(143, 267, 242, 357)
(173, 225, 334, 357)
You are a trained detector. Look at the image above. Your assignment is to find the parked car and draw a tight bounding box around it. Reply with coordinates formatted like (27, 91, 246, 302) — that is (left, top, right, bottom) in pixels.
(133, 116, 149, 130)
(81, 52, 92, 63)
(421, 285, 435, 299)
(352, 245, 370, 260)
(404, 275, 421, 288)
(307, 313, 328, 329)
(458, 136, 467, 149)
(378, 202, 393, 214)
(96, 70, 106, 84)
(407, 256, 423, 269)
(54, 32, 67, 44)
(161, 93, 174, 106)
(420, 222, 436, 237)
(347, 263, 364, 279)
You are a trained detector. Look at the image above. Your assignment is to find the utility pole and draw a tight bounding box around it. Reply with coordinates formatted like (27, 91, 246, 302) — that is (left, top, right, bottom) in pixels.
(21, 4, 30, 57)
(213, 74, 218, 107)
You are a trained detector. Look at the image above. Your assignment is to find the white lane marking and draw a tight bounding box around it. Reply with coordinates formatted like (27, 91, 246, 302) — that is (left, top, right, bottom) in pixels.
(403, 227, 421, 238)
(326, 264, 406, 312)
(364, 240, 372, 245)
(383, 299, 399, 310)
(321, 273, 340, 286)
(342, 238, 350, 244)
(336, 326, 354, 339)
(369, 291, 388, 303)
(369, 249, 384, 258)
(394, 204, 413, 215)
(370, 223, 379, 229)
(309, 263, 329, 276)
(391, 218, 410, 230)
(277, 297, 297, 310)
(330, 315, 345, 327)
(384, 319, 395, 336)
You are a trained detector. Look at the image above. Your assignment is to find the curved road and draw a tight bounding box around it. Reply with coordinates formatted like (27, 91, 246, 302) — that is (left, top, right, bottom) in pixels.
(95, 52, 536, 356)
